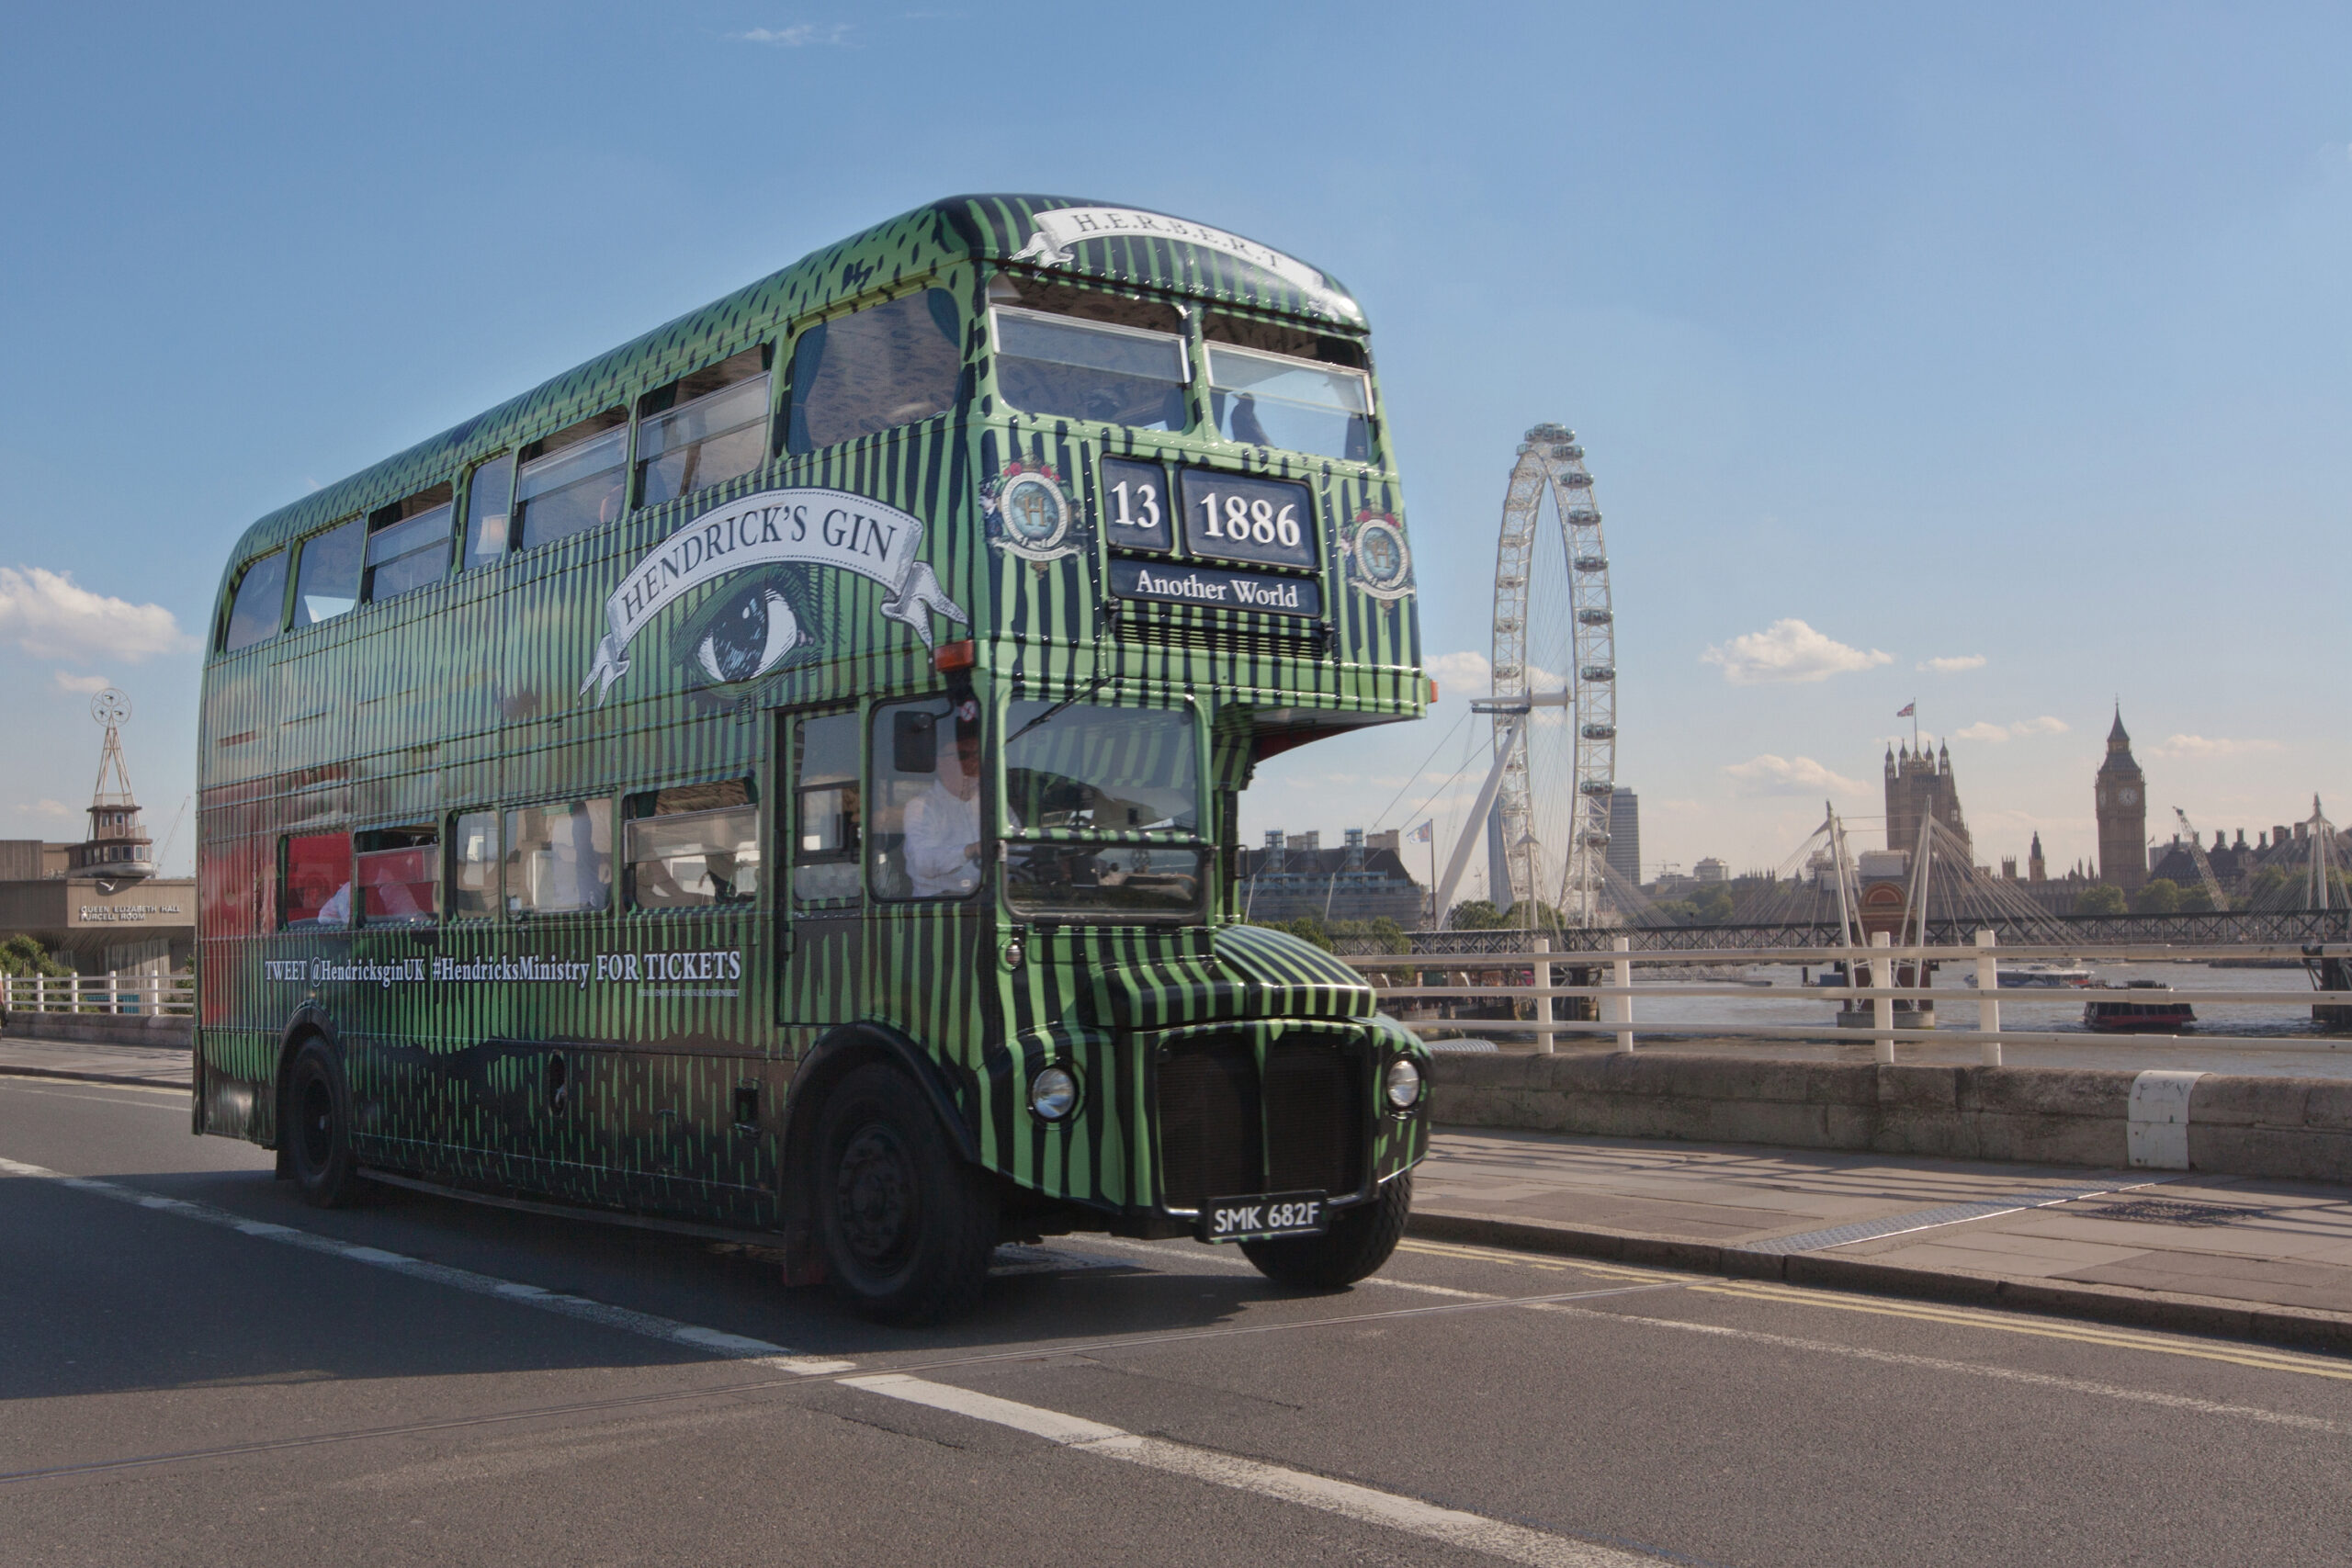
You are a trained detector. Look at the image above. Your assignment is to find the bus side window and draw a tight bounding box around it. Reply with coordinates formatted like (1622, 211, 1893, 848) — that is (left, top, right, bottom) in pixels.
(637, 346, 772, 507)
(625, 781, 759, 909)
(364, 482, 455, 603)
(785, 289, 961, 456)
(514, 410, 628, 552)
(282, 832, 353, 929)
(792, 713, 861, 903)
(462, 454, 516, 568)
(505, 798, 613, 916)
(868, 696, 979, 901)
(448, 811, 499, 919)
(220, 549, 288, 653)
(291, 518, 366, 627)
(356, 826, 437, 923)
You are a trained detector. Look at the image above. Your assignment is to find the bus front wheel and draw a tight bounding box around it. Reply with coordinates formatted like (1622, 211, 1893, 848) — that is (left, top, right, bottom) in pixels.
(284, 1040, 360, 1209)
(814, 1063, 996, 1325)
(1241, 1174, 1411, 1290)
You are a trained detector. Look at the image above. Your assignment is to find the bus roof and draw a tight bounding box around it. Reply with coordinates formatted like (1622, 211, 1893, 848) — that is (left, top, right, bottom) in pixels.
(213, 194, 1363, 588)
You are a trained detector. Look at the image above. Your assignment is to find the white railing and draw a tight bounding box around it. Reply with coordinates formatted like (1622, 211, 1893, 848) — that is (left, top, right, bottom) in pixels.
(4, 971, 195, 1018)
(1349, 931, 2352, 1064)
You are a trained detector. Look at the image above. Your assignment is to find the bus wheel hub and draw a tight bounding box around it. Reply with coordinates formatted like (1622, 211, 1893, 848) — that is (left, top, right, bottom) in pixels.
(836, 1124, 915, 1263)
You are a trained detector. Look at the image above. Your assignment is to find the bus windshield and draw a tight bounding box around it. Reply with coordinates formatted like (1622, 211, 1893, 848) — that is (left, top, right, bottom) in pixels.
(1002, 699, 1201, 919)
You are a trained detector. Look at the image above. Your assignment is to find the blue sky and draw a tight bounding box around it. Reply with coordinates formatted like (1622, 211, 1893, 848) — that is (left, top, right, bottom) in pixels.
(1, 3, 2345, 888)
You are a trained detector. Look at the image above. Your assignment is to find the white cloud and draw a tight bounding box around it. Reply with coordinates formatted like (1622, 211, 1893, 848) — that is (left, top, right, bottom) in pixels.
(10, 798, 75, 818)
(1724, 754, 1867, 795)
(1918, 654, 1986, 673)
(0, 567, 192, 663)
(1953, 715, 2070, 743)
(731, 23, 854, 45)
(2149, 734, 2283, 760)
(52, 671, 113, 694)
(1701, 619, 1893, 685)
(1424, 650, 1491, 701)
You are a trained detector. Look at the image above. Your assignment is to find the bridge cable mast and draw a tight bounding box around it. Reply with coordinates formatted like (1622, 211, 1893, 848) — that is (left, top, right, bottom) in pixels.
(2171, 807, 2231, 912)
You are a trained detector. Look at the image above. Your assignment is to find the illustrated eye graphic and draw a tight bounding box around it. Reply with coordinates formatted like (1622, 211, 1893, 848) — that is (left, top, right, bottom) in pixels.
(696, 586, 802, 684)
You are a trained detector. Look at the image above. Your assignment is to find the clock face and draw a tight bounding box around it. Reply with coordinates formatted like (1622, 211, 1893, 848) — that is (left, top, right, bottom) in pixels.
(2120, 787, 2138, 805)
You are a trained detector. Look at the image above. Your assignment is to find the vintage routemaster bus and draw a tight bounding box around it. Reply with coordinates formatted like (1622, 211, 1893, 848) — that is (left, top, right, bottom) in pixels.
(196, 195, 1431, 1322)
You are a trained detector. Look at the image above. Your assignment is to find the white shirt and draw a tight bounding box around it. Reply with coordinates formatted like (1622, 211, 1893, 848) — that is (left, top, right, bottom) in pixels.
(901, 778, 979, 897)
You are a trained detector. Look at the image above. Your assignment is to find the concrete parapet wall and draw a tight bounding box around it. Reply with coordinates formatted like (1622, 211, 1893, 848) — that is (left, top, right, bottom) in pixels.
(2, 1011, 193, 1049)
(1429, 1052, 2348, 1184)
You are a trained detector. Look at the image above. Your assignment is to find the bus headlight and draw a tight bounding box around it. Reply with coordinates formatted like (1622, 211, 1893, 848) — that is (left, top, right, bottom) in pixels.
(1384, 1058, 1422, 1111)
(1031, 1066, 1079, 1121)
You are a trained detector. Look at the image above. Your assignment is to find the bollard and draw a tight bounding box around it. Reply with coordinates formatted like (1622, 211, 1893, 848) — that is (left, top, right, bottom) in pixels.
(1612, 935, 1634, 1053)
(1871, 931, 1894, 1064)
(1974, 929, 2002, 1066)
(1531, 935, 1555, 1054)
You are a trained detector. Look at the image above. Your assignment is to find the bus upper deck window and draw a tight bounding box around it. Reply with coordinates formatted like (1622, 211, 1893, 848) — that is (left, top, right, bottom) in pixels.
(514, 410, 628, 552)
(625, 781, 758, 909)
(356, 826, 436, 923)
(364, 483, 454, 604)
(462, 454, 516, 568)
(638, 346, 771, 507)
(291, 518, 366, 627)
(1204, 344, 1370, 461)
(282, 832, 352, 928)
(448, 810, 499, 919)
(220, 550, 288, 653)
(785, 290, 961, 455)
(992, 306, 1187, 433)
(792, 712, 861, 904)
(505, 798, 613, 916)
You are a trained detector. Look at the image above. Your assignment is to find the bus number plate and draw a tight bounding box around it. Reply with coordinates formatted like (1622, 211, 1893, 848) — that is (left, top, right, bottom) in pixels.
(1201, 1191, 1328, 1243)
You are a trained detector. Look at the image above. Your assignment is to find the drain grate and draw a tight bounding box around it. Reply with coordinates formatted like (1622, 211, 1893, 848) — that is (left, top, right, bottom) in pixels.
(2093, 1198, 2269, 1227)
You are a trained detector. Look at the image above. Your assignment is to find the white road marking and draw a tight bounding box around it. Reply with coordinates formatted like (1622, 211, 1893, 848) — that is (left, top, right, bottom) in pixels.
(845, 1373, 1668, 1567)
(0, 1156, 854, 1375)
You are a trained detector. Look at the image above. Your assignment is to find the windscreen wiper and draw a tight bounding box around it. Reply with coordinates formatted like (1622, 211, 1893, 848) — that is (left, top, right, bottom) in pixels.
(1006, 673, 1114, 747)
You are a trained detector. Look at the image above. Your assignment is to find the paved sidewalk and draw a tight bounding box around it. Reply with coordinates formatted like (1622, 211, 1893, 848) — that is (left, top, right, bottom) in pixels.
(0, 1033, 191, 1089)
(1411, 1126, 2352, 1351)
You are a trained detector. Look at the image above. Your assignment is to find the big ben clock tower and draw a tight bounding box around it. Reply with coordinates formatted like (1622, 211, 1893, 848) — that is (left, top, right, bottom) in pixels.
(2094, 707, 2148, 890)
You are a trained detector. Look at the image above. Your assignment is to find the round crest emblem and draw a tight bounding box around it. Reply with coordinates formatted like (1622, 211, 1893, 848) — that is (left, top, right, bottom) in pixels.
(1342, 513, 1414, 600)
(980, 462, 1081, 562)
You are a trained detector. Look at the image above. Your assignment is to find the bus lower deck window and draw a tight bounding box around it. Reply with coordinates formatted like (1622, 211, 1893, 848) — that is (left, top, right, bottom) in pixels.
(505, 799, 613, 915)
(449, 811, 498, 919)
(869, 696, 978, 900)
(356, 826, 437, 922)
(793, 712, 861, 903)
(283, 832, 353, 928)
(292, 518, 366, 627)
(625, 781, 758, 908)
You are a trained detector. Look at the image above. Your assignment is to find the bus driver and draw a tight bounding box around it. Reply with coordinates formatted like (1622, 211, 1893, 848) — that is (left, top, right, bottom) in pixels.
(901, 708, 981, 897)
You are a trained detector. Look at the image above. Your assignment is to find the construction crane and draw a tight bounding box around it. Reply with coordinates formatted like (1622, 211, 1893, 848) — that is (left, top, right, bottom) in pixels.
(2171, 807, 2231, 911)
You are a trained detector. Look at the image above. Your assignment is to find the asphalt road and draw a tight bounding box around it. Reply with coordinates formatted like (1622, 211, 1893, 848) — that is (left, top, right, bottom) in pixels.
(4, 1073, 2347, 1568)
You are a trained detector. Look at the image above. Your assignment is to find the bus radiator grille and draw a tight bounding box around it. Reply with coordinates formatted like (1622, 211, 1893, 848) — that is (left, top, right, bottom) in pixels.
(1263, 1040, 1367, 1199)
(1156, 1040, 1261, 1212)
(1112, 613, 1329, 660)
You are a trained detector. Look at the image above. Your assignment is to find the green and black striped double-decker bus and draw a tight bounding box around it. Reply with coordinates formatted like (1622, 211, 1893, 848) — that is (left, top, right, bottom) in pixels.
(196, 195, 1432, 1322)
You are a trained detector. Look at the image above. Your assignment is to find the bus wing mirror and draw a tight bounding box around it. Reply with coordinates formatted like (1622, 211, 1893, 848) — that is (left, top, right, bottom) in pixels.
(892, 711, 936, 773)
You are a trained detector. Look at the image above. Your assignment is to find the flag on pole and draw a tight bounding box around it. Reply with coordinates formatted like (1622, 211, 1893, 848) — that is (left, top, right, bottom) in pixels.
(1409, 820, 1433, 844)
(1896, 702, 1916, 717)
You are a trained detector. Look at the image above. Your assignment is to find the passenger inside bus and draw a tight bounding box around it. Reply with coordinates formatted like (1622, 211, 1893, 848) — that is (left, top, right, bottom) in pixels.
(901, 709, 982, 897)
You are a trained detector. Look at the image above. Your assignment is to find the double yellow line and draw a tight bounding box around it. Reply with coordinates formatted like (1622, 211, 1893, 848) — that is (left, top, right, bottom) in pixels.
(1398, 1237, 2352, 1383)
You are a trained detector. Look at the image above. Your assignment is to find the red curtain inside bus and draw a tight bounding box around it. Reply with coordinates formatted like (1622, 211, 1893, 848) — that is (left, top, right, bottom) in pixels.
(283, 833, 351, 927)
(357, 844, 435, 921)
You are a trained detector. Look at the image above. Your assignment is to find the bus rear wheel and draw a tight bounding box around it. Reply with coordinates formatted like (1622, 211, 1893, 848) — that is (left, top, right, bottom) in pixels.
(284, 1040, 360, 1209)
(1241, 1174, 1411, 1290)
(814, 1063, 995, 1325)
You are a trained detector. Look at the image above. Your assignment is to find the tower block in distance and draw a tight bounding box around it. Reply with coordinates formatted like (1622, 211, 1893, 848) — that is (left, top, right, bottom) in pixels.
(2095, 707, 2148, 890)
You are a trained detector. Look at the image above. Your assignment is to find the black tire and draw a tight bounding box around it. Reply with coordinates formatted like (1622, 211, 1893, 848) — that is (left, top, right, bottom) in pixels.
(1241, 1173, 1412, 1290)
(283, 1039, 360, 1209)
(814, 1063, 996, 1325)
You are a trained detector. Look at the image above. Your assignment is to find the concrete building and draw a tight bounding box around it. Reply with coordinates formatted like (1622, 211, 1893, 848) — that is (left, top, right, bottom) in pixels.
(2094, 708, 2149, 890)
(1240, 828, 1426, 926)
(1606, 788, 1640, 886)
(1693, 857, 1728, 885)
(1884, 740, 1973, 863)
